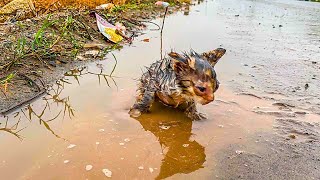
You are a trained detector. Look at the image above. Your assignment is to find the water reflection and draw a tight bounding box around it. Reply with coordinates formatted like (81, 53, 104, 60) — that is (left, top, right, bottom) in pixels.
(0, 62, 117, 140)
(134, 102, 206, 179)
(0, 116, 25, 140)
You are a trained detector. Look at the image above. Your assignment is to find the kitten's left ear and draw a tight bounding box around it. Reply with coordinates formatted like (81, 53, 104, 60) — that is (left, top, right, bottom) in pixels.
(202, 48, 226, 66)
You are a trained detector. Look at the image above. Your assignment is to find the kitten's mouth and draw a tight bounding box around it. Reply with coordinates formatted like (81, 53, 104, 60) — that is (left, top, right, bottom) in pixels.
(195, 96, 214, 105)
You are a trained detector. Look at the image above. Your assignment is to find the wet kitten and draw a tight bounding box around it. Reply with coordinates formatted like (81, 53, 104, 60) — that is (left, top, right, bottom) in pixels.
(129, 48, 226, 120)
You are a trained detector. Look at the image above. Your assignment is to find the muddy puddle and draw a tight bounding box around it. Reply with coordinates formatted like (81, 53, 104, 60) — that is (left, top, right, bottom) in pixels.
(1, 0, 320, 179)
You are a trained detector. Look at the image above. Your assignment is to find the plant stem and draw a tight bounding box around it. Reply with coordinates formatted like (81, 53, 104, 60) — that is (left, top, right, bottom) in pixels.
(160, 6, 168, 60)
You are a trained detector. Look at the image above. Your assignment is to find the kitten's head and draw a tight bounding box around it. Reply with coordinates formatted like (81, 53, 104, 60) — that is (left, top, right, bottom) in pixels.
(169, 48, 226, 105)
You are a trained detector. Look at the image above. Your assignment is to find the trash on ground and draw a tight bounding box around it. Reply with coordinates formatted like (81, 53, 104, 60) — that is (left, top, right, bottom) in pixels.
(95, 13, 124, 43)
(155, 1, 170, 8)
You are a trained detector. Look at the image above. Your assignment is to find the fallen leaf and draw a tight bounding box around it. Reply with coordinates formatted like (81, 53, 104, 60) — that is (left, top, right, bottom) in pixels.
(142, 38, 150, 42)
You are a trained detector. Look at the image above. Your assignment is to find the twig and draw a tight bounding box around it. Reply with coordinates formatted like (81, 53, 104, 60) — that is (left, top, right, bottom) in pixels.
(160, 7, 168, 60)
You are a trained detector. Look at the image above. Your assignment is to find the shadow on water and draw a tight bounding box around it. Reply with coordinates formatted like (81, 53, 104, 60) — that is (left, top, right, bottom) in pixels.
(133, 101, 206, 180)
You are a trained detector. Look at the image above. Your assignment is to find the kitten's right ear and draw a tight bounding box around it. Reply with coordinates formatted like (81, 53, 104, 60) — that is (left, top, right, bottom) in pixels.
(202, 48, 226, 66)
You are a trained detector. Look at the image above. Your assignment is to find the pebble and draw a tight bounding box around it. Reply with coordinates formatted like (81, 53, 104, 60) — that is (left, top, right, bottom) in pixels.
(124, 138, 130, 142)
(86, 165, 93, 171)
(63, 160, 70, 164)
(119, 143, 125, 146)
(159, 125, 170, 130)
(96, 142, 100, 145)
(236, 150, 244, 155)
(67, 144, 76, 149)
(99, 129, 105, 132)
(182, 144, 189, 147)
(138, 166, 144, 170)
(149, 167, 154, 173)
(218, 125, 224, 128)
(102, 169, 112, 177)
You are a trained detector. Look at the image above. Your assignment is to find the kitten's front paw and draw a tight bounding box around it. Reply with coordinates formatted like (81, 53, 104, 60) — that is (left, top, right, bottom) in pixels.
(187, 112, 207, 121)
(129, 108, 142, 118)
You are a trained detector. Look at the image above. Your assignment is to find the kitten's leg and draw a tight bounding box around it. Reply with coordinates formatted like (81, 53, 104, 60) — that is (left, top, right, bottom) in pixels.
(129, 89, 155, 118)
(185, 102, 206, 120)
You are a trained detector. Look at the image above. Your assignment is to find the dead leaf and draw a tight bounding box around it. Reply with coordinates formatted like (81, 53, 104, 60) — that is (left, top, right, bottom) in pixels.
(142, 38, 150, 42)
(83, 43, 108, 49)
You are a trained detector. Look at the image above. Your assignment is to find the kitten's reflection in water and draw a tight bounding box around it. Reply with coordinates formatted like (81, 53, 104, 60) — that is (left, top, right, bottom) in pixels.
(133, 101, 206, 180)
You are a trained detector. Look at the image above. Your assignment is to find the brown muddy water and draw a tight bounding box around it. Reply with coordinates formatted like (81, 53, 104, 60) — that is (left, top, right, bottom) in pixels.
(1, 0, 320, 179)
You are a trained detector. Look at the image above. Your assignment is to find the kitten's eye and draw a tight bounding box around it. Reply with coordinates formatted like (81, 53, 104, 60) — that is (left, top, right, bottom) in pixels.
(196, 86, 206, 92)
(215, 80, 220, 92)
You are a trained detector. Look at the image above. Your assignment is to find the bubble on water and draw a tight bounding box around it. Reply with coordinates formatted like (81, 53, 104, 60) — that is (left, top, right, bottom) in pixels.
(138, 166, 144, 170)
(119, 142, 125, 146)
(99, 129, 105, 132)
(63, 160, 70, 164)
(86, 165, 93, 171)
(124, 138, 130, 142)
(182, 144, 189, 147)
(96, 142, 100, 145)
(67, 144, 76, 149)
(149, 167, 154, 173)
(159, 125, 170, 130)
(102, 169, 112, 177)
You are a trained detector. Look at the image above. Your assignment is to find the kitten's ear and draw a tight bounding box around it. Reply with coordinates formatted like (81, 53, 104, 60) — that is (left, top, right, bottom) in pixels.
(169, 52, 190, 74)
(202, 48, 226, 66)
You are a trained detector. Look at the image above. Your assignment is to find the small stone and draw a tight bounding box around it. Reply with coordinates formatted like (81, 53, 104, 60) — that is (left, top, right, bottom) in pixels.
(182, 144, 189, 147)
(218, 125, 224, 128)
(120, 157, 124, 160)
(149, 167, 154, 173)
(64, 160, 70, 164)
(124, 138, 130, 142)
(236, 150, 244, 155)
(102, 169, 112, 177)
(86, 165, 93, 171)
(99, 129, 105, 132)
(138, 166, 144, 170)
(289, 134, 296, 139)
(96, 142, 100, 145)
(159, 125, 170, 130)
(67, 144, 76, 149)
(119, 143, 125, 146)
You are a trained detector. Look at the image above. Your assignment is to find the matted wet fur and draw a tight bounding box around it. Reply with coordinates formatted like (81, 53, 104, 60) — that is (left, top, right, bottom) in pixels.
(129, 48, 226, 120)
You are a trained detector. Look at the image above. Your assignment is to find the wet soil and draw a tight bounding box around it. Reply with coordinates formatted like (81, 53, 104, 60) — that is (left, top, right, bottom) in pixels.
(0, 0, 320, 179)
